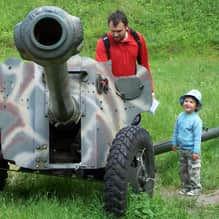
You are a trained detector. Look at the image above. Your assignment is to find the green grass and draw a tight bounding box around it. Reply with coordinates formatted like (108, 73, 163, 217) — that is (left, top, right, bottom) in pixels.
(1, 174, 109, 219)
(0, 0, 218, 59)
(142, 49, 219, 141)
(0, 0, 219, 218)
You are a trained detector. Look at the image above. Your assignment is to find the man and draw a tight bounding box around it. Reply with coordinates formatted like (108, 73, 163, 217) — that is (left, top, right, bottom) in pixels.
(95, 10, 154, 93)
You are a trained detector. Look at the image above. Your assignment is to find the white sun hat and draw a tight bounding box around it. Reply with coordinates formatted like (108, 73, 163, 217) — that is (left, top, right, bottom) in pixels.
(179, 89, 202, 111)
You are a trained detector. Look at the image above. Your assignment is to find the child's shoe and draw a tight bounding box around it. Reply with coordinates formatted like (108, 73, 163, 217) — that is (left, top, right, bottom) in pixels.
(178, 188, 189, 195)
(186, 189, 200, 196)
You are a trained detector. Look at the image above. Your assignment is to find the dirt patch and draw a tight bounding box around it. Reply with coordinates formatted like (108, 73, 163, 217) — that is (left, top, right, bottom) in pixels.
(160, 188, 219, 206)
(197, 190, 219, 206)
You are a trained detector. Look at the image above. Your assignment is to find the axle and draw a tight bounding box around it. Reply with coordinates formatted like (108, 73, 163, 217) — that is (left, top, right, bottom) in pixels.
(154, 127, 219, 155)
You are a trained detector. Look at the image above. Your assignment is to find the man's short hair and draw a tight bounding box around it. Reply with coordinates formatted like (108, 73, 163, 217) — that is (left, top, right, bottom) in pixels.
(108, 10, 128, 26)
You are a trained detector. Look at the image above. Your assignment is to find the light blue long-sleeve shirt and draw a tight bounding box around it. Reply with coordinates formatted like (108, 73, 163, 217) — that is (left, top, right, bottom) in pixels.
(172, 112, 202, 154)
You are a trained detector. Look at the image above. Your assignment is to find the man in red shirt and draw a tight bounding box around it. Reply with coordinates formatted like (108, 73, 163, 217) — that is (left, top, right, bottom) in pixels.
(95, 10, 154, 93)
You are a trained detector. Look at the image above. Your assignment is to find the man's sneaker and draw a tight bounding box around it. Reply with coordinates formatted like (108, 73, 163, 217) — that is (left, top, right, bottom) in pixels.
(186, 189, 200, 196)
(178, 188, 189, 195)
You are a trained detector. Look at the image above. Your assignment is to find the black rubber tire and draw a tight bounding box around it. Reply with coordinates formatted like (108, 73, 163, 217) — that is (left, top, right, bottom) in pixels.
(0, 157, 8, 191)
(104, 126, 155, 216)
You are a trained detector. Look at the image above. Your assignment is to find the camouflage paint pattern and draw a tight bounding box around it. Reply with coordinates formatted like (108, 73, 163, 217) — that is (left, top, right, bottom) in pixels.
(0, 55, 152, 171)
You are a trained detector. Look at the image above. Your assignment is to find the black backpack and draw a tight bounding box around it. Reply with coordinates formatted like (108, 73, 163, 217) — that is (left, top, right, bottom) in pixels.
(102, 28, 142, 64)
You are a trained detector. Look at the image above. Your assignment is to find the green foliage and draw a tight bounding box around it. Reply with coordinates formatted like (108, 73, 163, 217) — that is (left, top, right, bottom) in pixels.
(0, 0, 219, 218)
(0, 0, 218, 58)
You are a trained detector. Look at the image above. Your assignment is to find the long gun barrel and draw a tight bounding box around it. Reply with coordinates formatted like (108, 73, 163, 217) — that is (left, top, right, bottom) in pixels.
(14, 6, 83, 125)
(154, 127, 219, 155)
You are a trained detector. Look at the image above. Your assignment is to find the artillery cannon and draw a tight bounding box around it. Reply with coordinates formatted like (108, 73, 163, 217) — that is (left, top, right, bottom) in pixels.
(1, 6, 218, 217)
(0, 6, 155, 216)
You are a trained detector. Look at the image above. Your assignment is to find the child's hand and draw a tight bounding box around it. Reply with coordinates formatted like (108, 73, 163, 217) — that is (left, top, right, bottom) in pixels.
(172, 145, 178, 151)
(192, 153, 199, 160)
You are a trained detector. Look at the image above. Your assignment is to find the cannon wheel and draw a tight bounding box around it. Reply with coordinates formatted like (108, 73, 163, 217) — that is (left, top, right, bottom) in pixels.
(0, 157, 9, 191)
(104, 126, 155, 216)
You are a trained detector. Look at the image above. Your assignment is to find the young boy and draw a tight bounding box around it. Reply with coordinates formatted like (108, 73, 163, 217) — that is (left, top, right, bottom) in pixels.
(172, 89, 203, 196)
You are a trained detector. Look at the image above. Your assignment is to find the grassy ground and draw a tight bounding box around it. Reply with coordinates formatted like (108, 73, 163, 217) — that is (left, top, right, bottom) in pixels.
(0, 0, 219, 218)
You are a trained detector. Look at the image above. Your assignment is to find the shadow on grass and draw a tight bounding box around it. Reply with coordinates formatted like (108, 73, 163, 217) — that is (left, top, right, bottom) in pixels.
(2, 172, 104, 203)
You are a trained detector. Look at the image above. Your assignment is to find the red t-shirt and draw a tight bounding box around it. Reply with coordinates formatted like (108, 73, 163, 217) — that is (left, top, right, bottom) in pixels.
(96, 29, 151, 74)
(95, 29, 154, 91)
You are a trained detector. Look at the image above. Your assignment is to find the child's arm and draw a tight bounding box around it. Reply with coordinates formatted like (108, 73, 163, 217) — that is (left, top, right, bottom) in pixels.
(192, 118, 203, 159)
(172, 118, 179, 151)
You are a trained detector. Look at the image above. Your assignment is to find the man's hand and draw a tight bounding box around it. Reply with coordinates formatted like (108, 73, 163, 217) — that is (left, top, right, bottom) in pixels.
(152, 92, 155, 99)
(192, 153, 199, 160)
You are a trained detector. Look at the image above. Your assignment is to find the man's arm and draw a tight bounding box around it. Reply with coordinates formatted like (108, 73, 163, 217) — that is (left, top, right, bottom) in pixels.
(138, 34, 150, 71)
(138, 33, 154, 93)
(95, 38, 109, 62)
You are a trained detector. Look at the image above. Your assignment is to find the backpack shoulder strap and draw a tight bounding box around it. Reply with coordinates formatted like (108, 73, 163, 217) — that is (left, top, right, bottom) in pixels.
(102, 33, 110, 59)
(102, 29, 142, 63)
(130, 28, 141, 48)
(130, 28, 141, 64)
